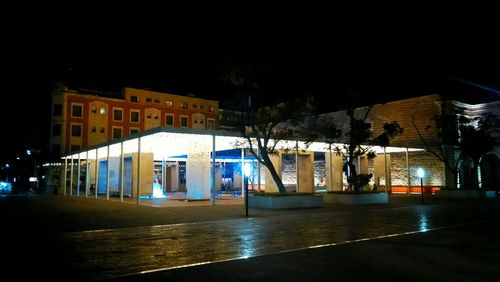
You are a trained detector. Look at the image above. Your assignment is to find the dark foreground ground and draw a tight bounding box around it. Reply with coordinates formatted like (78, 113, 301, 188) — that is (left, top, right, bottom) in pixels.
(1, 194, 499, 281)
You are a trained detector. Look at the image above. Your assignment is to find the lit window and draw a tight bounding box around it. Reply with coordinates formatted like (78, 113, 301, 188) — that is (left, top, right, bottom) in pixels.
(99, 107, 106, 115)
(130, 96, 139, 102)
(166, 101, 173, 108)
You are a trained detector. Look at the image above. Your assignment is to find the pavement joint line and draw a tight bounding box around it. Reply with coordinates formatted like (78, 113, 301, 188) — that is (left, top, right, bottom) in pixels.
(94, 217, 500, 281)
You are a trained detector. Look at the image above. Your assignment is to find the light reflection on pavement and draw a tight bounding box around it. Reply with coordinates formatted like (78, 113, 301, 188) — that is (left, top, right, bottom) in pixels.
(56, 202, 500, 280)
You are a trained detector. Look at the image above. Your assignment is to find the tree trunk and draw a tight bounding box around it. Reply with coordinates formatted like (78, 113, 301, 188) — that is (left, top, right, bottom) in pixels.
(262, 152, 287, 193)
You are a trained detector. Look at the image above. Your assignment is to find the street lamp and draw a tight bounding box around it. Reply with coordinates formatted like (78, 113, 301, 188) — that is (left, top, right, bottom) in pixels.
(243, 163, 251, 217)
(417, 168, 425, 205)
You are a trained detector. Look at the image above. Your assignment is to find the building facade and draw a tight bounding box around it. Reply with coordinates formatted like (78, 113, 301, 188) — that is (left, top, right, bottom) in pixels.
(321, 94, 499, 191)
(50, 87, 220, 156)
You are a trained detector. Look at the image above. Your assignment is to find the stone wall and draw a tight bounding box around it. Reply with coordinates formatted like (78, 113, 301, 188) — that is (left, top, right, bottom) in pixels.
(390, 151, 444, 187)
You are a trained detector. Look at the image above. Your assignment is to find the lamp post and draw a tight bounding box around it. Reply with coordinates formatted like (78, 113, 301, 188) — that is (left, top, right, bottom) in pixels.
(417, 168, 425, 205)
(243, 163, 251, 217)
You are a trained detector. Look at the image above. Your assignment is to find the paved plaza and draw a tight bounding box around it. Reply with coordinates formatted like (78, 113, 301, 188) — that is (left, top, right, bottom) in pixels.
(1, 194, 499, 281)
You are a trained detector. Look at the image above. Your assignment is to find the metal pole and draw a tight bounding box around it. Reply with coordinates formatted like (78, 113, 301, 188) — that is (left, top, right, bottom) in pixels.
(85, 151, 90, 197)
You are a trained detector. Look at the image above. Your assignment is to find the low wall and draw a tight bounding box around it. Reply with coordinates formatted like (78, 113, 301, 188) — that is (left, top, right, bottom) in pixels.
(436, 190, 497, 199)
(248, 194, 323, 209)
(324, 192, 389, 204)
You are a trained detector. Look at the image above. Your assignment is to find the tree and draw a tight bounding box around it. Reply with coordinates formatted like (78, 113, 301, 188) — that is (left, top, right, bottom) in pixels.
(412, 112, 498, 189)
(221, 61, 314, 193)
(336, 107, 403, 191)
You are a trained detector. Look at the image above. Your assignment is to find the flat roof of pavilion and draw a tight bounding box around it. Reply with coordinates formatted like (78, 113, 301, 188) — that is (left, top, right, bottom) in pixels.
(62, 126, 424, 160)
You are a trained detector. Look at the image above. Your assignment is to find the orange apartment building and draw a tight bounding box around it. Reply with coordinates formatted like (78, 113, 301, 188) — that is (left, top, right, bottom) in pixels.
(50, 87, 219, 156)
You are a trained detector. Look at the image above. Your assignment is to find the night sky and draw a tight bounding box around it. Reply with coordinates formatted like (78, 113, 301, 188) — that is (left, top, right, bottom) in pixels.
(1, 3, 499, 163)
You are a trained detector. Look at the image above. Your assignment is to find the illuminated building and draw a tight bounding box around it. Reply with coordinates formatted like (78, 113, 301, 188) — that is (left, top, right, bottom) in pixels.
(50, 86, 219, 156)
(54, 93, 498, 201)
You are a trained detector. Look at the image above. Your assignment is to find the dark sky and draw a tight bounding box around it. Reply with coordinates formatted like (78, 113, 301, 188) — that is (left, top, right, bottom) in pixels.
(1, 3, 499, 162)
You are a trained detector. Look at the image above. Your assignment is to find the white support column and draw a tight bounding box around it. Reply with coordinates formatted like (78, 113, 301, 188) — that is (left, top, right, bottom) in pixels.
(241, 147, 244, 197)
(77, 153, 81, 197)
(406, 147, 410, 195)
(211, 134, 216, 205)
(257, 146, 261, 192)
(106, 145, 110, 200)
(137, 137, 141, 204)
(120, 142, 124, 203)
(95, 149, 99, 198)
(329, 145, 333, 191)
(85, 151, 90, 197)
(63, 157, 67, 196)
(161, 158, 165, 194)
(296, 140, 300, 192)
(384, 146, 388, 194)
(70, 155, 74, 196)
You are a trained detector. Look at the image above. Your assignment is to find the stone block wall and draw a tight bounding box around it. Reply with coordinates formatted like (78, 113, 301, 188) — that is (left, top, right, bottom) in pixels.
(390, 151, 444, 187)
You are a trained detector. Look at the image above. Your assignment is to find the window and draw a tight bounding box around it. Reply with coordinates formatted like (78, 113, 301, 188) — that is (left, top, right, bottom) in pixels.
(209, 106, 215, 112)
(91, 126, 96, 133)
(180, 116, 188, 127)
(52, 124, 61, 136)
(146, 97, 152, 103)
(53, 104, 62, 116)
(72, 104, 83, 117)
(180, 102, 188, 109)
(91, 107, 97, 113)
(130, 96, 139, 102)
(70, 144, 81, 152)
(207, 119, 215, 129)
(154, 114, 159, 120)
(130, 128, 139, 135)
(154, 99, 160, 103)
(166, 101, 173, 108)
(192, 104, 198, 109)
(71, 124, 82, 137)
(113, 108, 123, 121)
(200, 104, 204, 110)
(147, 113, 152, 119)
(99, 127, 105, 133)
(99, 107, 106, 115)
(165, 114, 174, 126)
(130, 110, 140, 123)
(112, 127, 122, 139)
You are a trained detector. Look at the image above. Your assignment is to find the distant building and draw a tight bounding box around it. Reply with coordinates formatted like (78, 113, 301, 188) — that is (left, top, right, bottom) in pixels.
(50, 87, 219, 156)
(320, 94, 499, 192)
